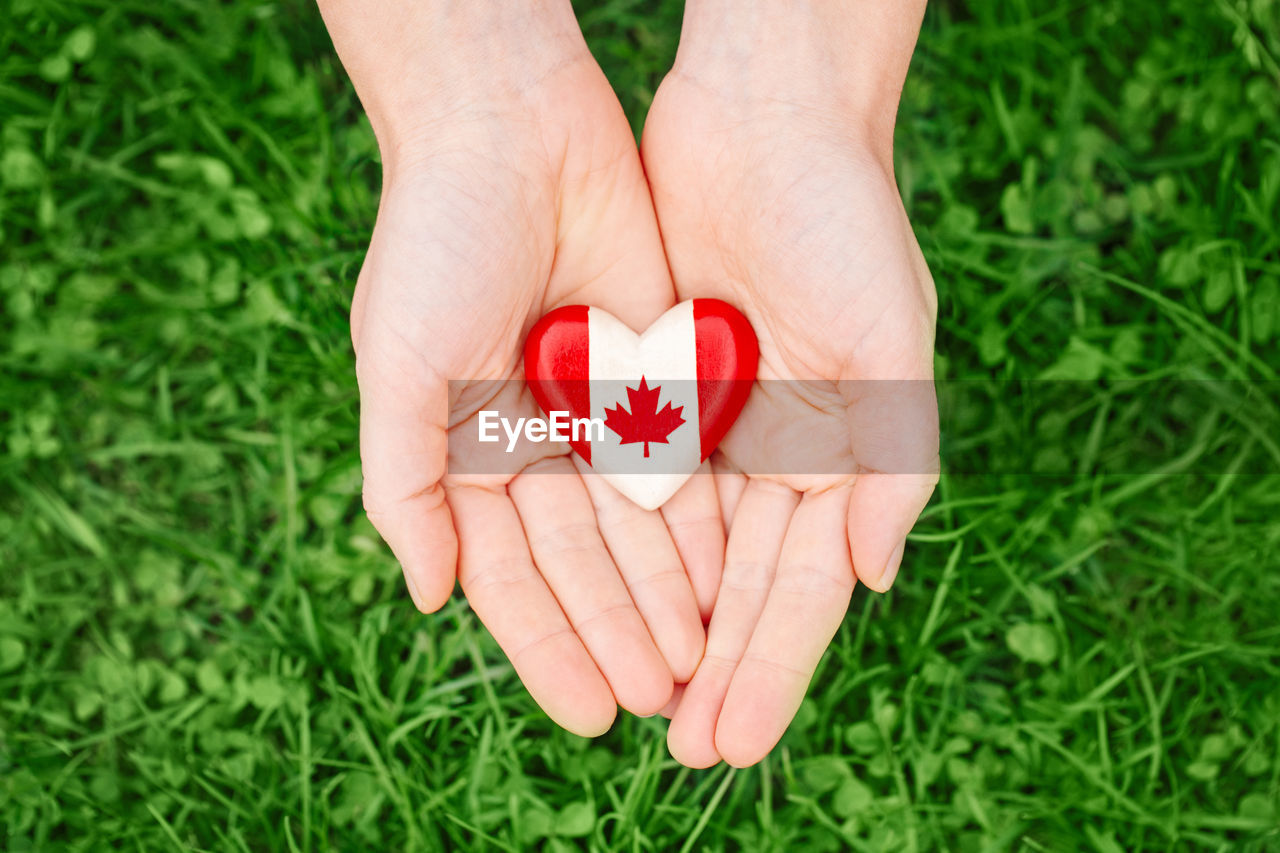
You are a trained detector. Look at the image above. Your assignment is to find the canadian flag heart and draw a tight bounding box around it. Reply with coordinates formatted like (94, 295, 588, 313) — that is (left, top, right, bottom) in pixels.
(524, 299, 758, 510)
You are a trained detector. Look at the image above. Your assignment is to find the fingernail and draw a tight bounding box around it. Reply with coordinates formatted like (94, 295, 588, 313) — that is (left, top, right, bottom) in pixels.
(402, 565, 428, 612)
(880, 541, 905, 591)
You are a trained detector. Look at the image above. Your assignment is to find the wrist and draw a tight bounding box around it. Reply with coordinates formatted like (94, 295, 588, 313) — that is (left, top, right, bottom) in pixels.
(320, 0, 589, 170)
(672, 0, 926, 159)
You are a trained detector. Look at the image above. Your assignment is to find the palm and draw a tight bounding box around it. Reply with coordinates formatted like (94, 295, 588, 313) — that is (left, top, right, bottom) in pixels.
(642, 74, 940, 766)
(352, 59, 719, 735)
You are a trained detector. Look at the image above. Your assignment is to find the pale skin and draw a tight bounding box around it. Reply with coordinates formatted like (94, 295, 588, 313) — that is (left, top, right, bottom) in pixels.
(644, 2, 939, 767)
(317, 0, 938, 765)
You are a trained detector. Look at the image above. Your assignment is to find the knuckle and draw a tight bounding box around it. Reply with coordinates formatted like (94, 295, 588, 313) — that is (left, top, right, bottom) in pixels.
(663, 513, 722, 535)
(509, 625, 577, 664)
(774, 563, 854, 600)
(740, 651, 809, 679)
(699, 653, 741, 674)
(529, 521, 602, 557)
(720, 560, 776, 595)
(361, 492, 393, 530)
(572, 601, 635, 634)
(461, 556, 538, 597)
(627, 566, 687, 595)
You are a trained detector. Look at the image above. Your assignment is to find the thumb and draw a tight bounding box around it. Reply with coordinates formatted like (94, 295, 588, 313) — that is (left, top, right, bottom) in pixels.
(355, 317, 458, 612)
(843, 377, 939, 592)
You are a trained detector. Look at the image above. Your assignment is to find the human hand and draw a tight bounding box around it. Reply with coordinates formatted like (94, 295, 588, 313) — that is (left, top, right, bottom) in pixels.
(319, 1, 720, 734)
(641, 1, 939, 766)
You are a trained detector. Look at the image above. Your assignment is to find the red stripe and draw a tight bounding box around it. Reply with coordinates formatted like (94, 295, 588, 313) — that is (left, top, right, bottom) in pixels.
(693, 299, 758, 461)
(524, 304, 592, 465)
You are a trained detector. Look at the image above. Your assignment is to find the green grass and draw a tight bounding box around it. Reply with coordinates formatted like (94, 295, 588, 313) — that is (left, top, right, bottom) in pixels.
(3, 0, 1280, 850)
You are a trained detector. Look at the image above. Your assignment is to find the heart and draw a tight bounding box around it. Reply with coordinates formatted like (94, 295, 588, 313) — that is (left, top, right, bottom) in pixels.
(524, 299, 758, 510)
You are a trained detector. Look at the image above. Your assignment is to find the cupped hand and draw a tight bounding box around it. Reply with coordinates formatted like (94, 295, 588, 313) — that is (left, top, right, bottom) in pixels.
(322, 3, 720, 735)
(641, 4, 939, 766)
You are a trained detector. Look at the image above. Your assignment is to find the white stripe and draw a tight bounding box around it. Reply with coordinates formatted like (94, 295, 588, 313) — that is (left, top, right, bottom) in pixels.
(587, 302, 701, 510)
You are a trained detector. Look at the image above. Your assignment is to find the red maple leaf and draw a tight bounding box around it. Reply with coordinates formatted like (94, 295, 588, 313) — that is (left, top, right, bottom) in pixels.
(603, 377, 686, 458)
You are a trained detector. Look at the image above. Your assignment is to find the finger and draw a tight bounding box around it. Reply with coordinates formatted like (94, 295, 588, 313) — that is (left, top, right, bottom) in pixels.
(658, 682, 686, 720)
(449, 485, 616, 737)
(509, 459, 674, 717)
(355, 337, 457, 612)
(667, 480, 799, 768)
(843, 378, 939, 591)
(666, 656, 734, 768)
(715, 488, 855, 767)
(710, 453, 747, 531)
(577, 460, 705, 682)
(848, 472, 937, 591)
(659, 460, 725, 621)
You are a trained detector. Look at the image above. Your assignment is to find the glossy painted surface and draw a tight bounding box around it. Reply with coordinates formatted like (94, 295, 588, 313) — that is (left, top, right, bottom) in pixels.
(523, 299, 758, 507)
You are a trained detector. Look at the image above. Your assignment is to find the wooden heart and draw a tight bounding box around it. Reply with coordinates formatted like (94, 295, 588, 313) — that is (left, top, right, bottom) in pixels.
(524, 299, 758, 510)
